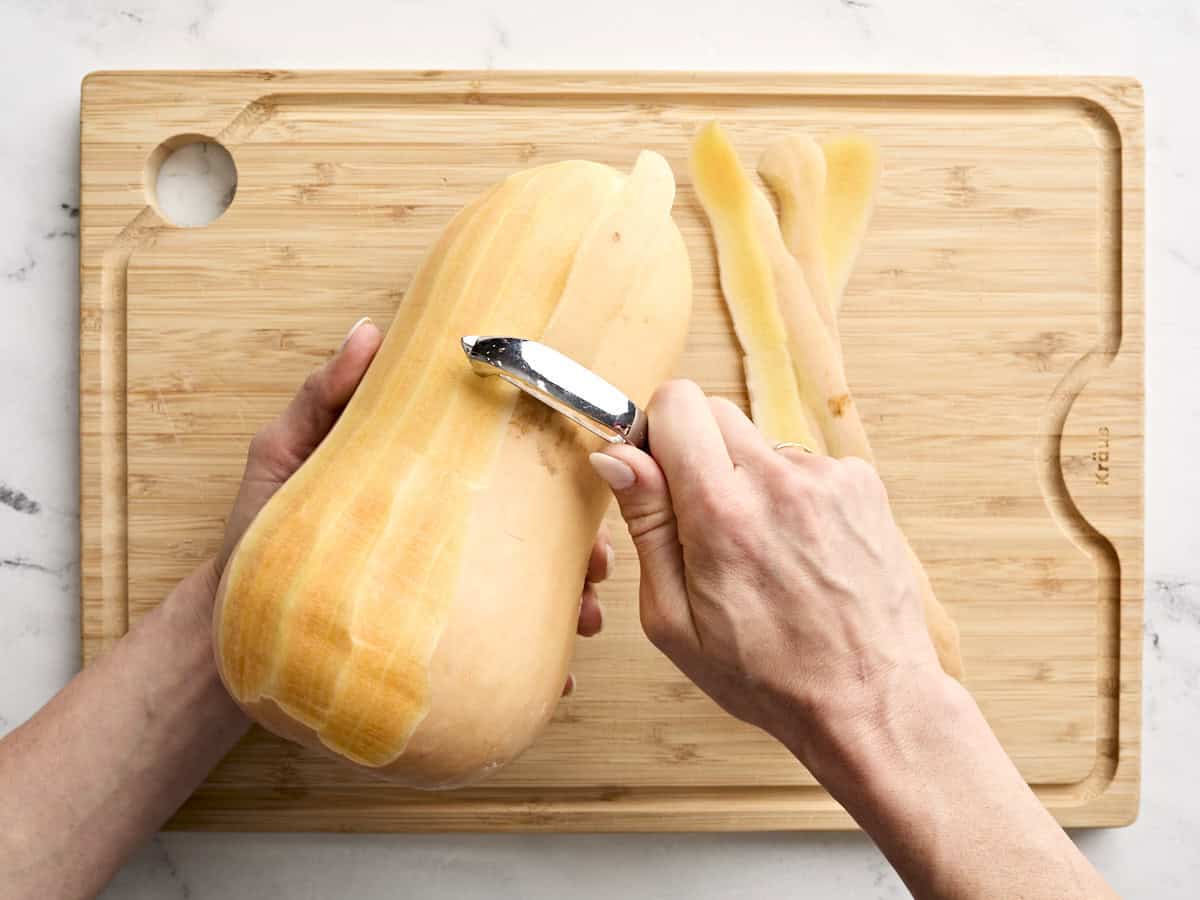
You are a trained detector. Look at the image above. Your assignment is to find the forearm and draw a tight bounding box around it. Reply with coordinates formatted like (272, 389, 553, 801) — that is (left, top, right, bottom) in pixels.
(787, 668, 1115, 900)
(0, 561, 248, 900)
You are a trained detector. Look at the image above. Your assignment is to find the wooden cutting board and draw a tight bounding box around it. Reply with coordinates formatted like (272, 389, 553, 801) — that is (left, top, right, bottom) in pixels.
(80, 71, 1143, 830)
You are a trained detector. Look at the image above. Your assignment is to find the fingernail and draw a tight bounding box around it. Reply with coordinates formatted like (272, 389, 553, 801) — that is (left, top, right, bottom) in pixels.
(562, 673, 576, 697)
(590, 452, 635, 491)
(604, 544, 616, 580)
(341, 316, 372, 349)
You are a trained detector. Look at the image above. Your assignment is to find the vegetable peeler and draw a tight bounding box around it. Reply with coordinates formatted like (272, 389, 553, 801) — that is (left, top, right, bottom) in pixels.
(460, 336, 649, 450)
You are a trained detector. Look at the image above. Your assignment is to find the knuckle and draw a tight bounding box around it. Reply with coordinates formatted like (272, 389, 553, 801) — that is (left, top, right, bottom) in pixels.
(301, 368, 324, 397)
(787, 485, 821, 522)
(627, 507, 678, 552)
(707, 395, 743, 418)
(307, 368, 337, 410)
(801, 453, 838, 480)
(774, 471, 823, 522)
(247, 422, 294, 473)
(840, 456, 886, 496)
(687, 480, 741, 528)
(692, 483, 726, 520)
(691, 498, 759, 563)
(714, 497, 755, 537)
(640, 605, 675, 649)
(764, 453, 802, 490)
(650, 378, 702, 412)
(838, 454, 872, 478)
(298, 367, 321, 391)
(247, 425, 276, 462)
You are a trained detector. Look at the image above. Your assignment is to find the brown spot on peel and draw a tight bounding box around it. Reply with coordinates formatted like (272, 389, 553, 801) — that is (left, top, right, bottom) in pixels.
(827, 393, 851, 417)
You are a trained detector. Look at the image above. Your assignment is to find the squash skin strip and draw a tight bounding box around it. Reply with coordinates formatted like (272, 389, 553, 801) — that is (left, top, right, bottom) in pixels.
(746, 185, 872, 462)
(820, 134, 882, 312)
(697, 122, 963, 679)
(690, 122, 824, 451)
(758, 134, 882, 323)
(757, 135, 840, 341)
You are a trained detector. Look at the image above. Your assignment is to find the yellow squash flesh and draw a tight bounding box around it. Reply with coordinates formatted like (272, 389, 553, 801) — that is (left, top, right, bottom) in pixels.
(757, 135, 839, 339)
(213, 152, 693, 786)
(691, 123, 963, 679)
(820, 134, 882, 309)
(690, 123, 825, 452)
(758, 133, 881, 318)
(694, 123, 863, 458)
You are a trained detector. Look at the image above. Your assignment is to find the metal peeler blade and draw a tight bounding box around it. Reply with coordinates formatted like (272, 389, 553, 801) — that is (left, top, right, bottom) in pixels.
(460, 336, 648, 450)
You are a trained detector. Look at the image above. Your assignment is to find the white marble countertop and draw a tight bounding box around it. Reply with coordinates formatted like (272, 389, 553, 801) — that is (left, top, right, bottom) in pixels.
(2, 0, 1197, 897)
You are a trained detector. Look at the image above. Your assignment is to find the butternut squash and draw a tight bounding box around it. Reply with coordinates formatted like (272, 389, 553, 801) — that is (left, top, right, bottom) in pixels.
(691, 123, 963, 679)
(213, 152, 693, 787)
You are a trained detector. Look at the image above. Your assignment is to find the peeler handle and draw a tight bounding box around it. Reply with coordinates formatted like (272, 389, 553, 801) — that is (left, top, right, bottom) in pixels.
(461, 336, 649, 450)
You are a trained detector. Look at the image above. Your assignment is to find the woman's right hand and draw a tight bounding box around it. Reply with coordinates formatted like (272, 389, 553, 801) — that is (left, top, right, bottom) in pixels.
(592, 380, 1118, 900)
(589, 379, 947, 769)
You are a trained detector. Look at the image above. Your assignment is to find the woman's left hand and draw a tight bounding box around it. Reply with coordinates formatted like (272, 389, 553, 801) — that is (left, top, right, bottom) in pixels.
(211, 317, 609, 690)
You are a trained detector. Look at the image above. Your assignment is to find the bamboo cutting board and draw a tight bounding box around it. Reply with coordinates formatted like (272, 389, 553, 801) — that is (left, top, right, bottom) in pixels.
(80, 71, 1143, 830)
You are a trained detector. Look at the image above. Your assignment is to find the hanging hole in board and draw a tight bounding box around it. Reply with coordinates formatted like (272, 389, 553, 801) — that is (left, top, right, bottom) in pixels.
(144, 135, 238, 227)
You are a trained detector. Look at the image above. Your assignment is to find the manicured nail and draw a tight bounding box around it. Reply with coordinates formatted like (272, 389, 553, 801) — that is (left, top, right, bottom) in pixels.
(562, 673, 576, 697)
(589, 452, 635, 491)
(341, 316, 372, 349)
(604, 544, 616, 581)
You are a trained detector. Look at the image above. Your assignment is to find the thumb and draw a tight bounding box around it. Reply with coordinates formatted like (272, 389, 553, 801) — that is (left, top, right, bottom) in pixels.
(589, 446, 695, 650)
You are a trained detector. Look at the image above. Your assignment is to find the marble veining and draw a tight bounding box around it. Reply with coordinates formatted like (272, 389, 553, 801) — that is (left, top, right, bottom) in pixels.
(4, 253, 36, 282)
(486, 16, 511, 70)
(1166, 246, 1199, 273)
(0, 483, 41, 515)
(3, 0, 1199, 898)
(1, 558, 55, 574)
(187, 0, 218, 41)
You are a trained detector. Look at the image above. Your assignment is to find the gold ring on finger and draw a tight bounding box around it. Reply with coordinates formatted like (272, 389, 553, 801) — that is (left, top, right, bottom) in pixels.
(773, 441, 816, 455)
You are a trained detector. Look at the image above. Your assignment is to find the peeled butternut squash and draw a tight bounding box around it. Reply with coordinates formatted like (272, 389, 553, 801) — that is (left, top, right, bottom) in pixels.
(213, 152, 693, 787)
(691, 123, 963, 679)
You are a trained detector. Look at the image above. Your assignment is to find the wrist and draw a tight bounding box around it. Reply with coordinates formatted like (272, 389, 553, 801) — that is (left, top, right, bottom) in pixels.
(152, 558, 246, 724)
(776, 663, 1108, 900)
(164, 557, 223, 639)
(778, 660, 976, 791)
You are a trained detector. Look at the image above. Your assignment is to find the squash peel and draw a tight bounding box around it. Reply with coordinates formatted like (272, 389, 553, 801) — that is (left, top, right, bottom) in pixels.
(690, 122, 823, 450)
(757, 134, 839, 339)
(820, 134, 882, 310)
(692, 123, 963, 679)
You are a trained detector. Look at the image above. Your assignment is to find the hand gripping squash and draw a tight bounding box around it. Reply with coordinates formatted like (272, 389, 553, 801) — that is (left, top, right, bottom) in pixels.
(213, 152, 693, 788)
